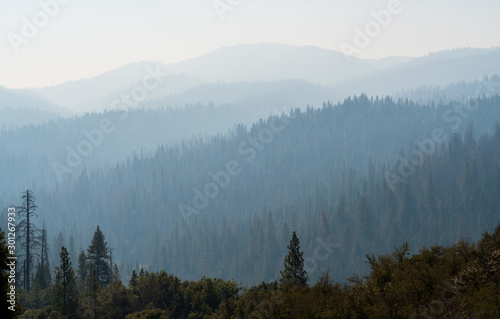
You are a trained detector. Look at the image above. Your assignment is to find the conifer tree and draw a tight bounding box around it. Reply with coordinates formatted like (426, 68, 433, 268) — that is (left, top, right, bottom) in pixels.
(52, 246, 78, 317)
(129, 270, 138, 293)
(17, 190, 40, 291)
(77, 250, 87, 287)
(86, 225, 112, 286)
(280, 231, 308, 286)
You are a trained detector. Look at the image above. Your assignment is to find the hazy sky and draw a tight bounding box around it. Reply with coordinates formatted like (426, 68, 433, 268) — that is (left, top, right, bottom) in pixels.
(1, 0, 499, 89)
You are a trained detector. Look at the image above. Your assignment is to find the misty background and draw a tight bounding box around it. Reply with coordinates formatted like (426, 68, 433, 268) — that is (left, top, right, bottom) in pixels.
(1, 0, 500, 290)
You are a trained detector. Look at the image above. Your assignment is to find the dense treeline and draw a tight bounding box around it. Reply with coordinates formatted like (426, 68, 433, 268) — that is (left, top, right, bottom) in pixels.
(0, 77, 339, 196)
(0, 94, 499, 317)
(143, 79, 332, 115)
(1, 95, 498, 287)
(2, 221, 499, 318)
(394, 74, 500, 105)
(0, 103, 269, 193)
(1, 93, 499, 195)
(211, 224, 500, 318)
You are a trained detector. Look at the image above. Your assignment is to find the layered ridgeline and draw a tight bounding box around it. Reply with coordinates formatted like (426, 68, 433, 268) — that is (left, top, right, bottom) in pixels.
(0, 101, 300, 195)
(31, 45, 500, 113)
(1, 91, 499, 195)
(394, 74, 500, 104)
(0, 85, 70, 127)
(0, 95, 498, 287)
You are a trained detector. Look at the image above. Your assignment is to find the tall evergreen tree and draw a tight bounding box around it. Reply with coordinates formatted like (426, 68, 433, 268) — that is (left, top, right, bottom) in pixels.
(86, 225, 112, 286)
(129, 270, 138, 293)
(17, 190, 40, 291)
(52, 246, 78, 317)
(280, 231, 308, 286)
(77, 250, 87, 287)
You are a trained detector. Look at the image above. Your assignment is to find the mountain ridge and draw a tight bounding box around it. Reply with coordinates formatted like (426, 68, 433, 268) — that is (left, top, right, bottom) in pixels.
(9, 43, 500, 114)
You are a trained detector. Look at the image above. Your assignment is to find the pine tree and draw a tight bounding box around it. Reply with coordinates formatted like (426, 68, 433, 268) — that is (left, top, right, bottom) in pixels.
(86, 225, 112, 286)
(280, 231, 308, 287)
(77, 250, 87, 287)
(52, 246, 78, 317)
(17, 190, 40, 291)
(129, 270, 138, 293)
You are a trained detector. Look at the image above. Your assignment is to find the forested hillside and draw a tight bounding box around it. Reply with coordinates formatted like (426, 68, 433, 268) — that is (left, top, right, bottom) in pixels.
(2, 94, 499, 288)
(0, 86, 68, 127)
(0, 103, 286, 193)
(3, 217, 499, 318)
(3, 0, 500, 317)
(395, 74, 500, 104)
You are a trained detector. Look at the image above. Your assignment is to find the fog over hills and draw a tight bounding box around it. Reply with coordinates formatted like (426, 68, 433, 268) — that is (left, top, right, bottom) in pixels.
(339, 49, 500, 97)
(3, 0, 500, 316)
(27, 43, 500, 116)
(163, 43, 411, 84)
(0, 86, 72, 127)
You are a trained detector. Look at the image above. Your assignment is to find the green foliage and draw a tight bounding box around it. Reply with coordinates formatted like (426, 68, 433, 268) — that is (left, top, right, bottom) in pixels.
(7, 96, 500, 317)
(4, 96, 500, 286)
(280, 231, 308, 287)
(77, 250, 87, 288)
(100, 281, 133, 319)
(14, 222, 500, 318)
(125, 303, 169, 319)
(51, 247, 78, 318)
(85, 268, 102, 318)
(86, 226, 112, 286)
(33, 263, 51, 292)
(211, 278, 239, 302)
(19, 306, 65, 319)
(19, 286, 52, 314)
